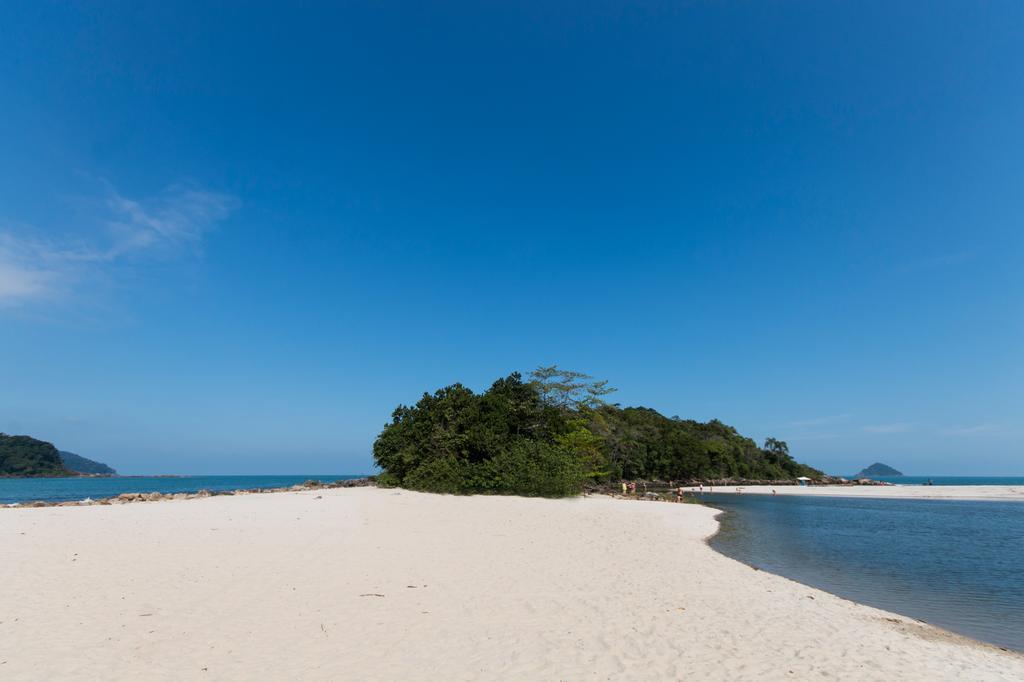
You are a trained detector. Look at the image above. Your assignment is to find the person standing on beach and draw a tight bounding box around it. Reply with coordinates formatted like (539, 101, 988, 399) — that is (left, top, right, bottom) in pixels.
(621, 481, 628, 497)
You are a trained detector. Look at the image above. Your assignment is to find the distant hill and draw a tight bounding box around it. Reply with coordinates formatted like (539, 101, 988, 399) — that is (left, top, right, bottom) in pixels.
(59, 450, 116, 475)
(0, 434, 73, 477)
(854, 462, 903, 478)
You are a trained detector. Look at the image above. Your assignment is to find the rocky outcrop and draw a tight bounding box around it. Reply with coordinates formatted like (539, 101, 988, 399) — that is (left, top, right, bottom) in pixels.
(5, 478, 374, 509)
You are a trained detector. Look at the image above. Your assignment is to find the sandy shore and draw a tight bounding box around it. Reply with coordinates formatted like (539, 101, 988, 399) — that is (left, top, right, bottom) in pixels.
(695, 484, 1024, 501)
(2, 488, 1022, 680)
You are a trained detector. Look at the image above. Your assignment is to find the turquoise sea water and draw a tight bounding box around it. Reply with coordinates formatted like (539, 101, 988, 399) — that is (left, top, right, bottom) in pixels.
(706, 493, 1024, 652)
(0, 475, 365, 505)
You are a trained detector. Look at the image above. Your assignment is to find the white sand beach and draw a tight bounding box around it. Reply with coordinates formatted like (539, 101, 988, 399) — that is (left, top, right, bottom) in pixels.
(698, 484, 1024, 501)
(2, 487, 1022, 681)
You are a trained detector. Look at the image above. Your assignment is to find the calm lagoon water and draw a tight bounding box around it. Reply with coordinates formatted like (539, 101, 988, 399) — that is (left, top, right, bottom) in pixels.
(706, 493, 1024, 652)
(0, 475, 365, 505)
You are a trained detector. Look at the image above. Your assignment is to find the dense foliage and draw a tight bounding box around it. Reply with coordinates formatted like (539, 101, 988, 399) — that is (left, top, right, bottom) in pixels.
(590, 409, 821, 481)
(59, 450, 117, 475)
(373, 373, 588, 496)
(373, 368, 822, 496)
(0, 434, 73, 477)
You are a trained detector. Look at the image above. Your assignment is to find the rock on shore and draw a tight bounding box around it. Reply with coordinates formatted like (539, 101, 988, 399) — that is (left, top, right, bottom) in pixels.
(7, 477, 373, 509)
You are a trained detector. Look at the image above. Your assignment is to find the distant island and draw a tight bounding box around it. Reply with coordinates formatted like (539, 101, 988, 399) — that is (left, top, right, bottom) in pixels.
(374, 366, 822, 496)
(0, 434, 116, 477)
(855, 462, 903, 478)
(59, 450, 117, 475)
(0, 434, 72, 477)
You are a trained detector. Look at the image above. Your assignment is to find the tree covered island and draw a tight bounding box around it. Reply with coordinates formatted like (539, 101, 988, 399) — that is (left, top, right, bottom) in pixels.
(855, 462, 903, 478)
(373, 367, 822, 496)
(0, 434, 73, 477)
(0, 435, 116, 477)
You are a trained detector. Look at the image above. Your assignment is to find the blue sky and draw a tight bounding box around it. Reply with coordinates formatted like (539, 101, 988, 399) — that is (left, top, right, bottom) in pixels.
(1, 2, 1021, 475)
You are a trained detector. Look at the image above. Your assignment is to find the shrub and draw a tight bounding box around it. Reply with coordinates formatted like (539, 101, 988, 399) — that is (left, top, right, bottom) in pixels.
(403, 456, 468, 494)
(374, 472, 401, 488)
(482, 440, 586, 497)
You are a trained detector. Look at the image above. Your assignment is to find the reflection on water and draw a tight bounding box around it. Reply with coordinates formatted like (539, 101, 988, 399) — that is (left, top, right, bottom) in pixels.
(705, 493, 1024, 652)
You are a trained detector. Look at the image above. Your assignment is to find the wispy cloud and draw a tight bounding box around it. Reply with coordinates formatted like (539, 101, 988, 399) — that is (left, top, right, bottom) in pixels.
(939, 423, 999, 436)
(102, 186, 237, 259)
(862, 422, 914, 434)
(0, 237, 59, 302)
(787, 432, 841, 442)
(789, 414, 853, 428)
(0, 184, 237, 305)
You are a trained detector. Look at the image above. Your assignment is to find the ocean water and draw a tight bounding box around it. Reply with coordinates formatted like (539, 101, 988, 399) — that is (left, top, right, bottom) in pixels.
(706, 493, 1024, 652)
(0, 475, 365, 505)
(861, 476, 1024, 486)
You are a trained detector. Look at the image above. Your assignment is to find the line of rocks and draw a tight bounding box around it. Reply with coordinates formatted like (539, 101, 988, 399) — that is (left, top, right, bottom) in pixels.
(586, 475, 893, 495)
(694, 476, 893, 486)
(6, 477, 374, 509)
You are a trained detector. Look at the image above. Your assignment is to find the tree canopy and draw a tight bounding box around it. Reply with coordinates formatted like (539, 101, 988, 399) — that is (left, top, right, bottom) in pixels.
(528, 365, 617, 410)
(372, 369, 822, 496)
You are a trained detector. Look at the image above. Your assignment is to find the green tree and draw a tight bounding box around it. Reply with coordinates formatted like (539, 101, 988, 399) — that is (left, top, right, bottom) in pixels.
(763, 437, 789, 458)
(372, 372, 586, 496)
(528, 365, 617, 410)
(371, 369, 823, 496)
